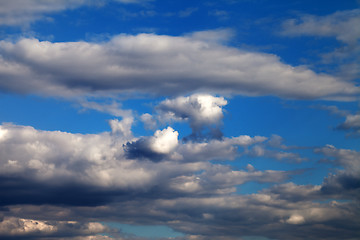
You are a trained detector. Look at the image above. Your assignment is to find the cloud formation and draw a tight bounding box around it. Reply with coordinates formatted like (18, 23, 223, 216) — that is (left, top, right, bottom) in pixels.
(1, 117, 359, 239)
(0, 32, 358, 100)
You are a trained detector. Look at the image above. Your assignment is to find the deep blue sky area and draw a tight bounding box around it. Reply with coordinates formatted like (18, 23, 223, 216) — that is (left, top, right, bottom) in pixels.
(0, 1, 359, 240)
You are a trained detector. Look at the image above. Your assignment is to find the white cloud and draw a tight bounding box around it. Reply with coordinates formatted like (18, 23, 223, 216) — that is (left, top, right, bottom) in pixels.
(149, 127, 179, 154)
(0, 34, 357, 100)
(157, 94, 227, 133)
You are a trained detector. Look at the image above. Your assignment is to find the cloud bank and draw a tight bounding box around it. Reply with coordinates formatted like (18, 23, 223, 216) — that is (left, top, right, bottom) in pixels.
(0, 32, 358, 100)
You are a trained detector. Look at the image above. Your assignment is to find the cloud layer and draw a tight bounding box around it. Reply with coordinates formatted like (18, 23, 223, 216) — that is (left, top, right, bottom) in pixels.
(0, 105, 359, 239)
(0, 32, 358, 100)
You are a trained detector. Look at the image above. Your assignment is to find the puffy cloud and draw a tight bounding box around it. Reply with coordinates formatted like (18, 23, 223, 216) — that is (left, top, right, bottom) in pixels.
(124, 126, 179, 160)
(157, 94, 227, 126)
(149, 127, 179, 154)
(0, 33, 357, 100)
(155, 94, 227, 138)
(0, 122, 278, 207)
(0, 121, 359, 239)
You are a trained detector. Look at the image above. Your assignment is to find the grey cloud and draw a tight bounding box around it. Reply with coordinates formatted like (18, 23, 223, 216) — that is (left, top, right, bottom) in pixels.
(2, 191, 359, 240)
(337, 113, 360, 136)
(0, 0, 88, 26)
(1, 123, 359, 239)
(315, 145, 360, 199)
(281, 9, 360, 45)
(0, 0, 150, 26)
(0, 33, 358, 100)
(317, 105, 360, 137)
(0, 217, 109, 239)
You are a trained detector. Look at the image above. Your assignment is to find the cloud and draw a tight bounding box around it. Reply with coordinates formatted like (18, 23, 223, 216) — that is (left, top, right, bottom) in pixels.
(337, 113, 360, 136)
(0, 33, 358, 100)
(0, 217, 108, 239)
(281, 9, 360, 81)
(281, 9, 360, 45)
(179, 7, 198, 18)
(285, 214, 305, 224)
(315, 145, 360, 198)
(156, 94, 227, 138)
(0, 108, 359, 239)
(317, 104, 360, 137)
(0, 121, 277, 207)
(0, 0, 151, 26)
(0, 0, 87, 26)
(124, 127, 179, 160)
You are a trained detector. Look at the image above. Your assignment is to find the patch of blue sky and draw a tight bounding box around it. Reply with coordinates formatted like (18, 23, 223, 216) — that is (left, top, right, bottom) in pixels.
(242, 236, 278, 240)
(0, 93, 111, 133)
(104, 222, 184, 239)
(223, 95, 359, 149)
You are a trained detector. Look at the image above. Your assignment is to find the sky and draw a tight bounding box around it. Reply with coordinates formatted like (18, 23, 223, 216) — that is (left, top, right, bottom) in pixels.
(0, 0, 359, 240)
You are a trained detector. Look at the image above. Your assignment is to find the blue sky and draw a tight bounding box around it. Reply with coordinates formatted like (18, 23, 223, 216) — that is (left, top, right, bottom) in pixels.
(0, 0, 359, 240)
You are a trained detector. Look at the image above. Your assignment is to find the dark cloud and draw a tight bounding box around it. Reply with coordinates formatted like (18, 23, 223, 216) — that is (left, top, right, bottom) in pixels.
(123, 138, 166, 161)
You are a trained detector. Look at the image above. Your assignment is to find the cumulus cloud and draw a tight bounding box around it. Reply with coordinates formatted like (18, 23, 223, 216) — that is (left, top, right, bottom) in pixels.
(0, 33, 357, 100)
(0, 114, 359, 239)
(156, 94, 227, 138)
(124, 126, 179, 160)
(0, 121, 280, 208)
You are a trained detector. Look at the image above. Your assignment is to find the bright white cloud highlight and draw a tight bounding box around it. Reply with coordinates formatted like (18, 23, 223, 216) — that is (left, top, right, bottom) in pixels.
(286, 214, 305, 224)
(149, 127, 179, 154)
